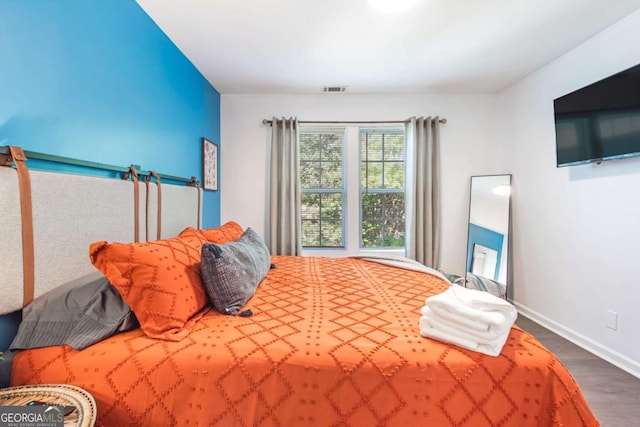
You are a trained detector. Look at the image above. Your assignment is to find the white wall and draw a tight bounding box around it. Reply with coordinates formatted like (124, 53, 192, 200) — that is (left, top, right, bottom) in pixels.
(221, 93, 501, 277)
(221, 8, 640, 378)
(498, 9, 640, 376)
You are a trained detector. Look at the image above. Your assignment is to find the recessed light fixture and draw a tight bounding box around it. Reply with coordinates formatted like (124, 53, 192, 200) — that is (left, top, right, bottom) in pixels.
(493, 185, 511, 196)
(369, 0, 420, 13)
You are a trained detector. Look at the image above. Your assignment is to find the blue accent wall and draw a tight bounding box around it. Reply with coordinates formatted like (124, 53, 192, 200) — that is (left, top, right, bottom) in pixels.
(466, 223, 504, 281)
(0, 0, 220, 227)
(0, 0, 221, 348)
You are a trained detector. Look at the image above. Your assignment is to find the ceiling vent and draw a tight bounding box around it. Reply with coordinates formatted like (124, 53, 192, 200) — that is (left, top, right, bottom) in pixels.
(322, 86, 347, 93)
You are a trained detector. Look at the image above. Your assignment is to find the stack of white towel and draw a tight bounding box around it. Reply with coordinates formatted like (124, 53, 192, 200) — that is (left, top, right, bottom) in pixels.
(419, 284, 518, 357)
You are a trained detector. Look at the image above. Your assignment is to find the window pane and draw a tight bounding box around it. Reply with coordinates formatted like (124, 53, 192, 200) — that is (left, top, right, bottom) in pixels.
(300, 129, 344, 247)
(361, 192, 405, 248)
(361, 219, 383, 248)
(384, 162, 404, 189)
(320, 160, 342, 189)
(300, 131, 343, 190)
(301, 160, 343, 189)
(362, 162, 383, 188)
(321, 220, 343, 246)
(361, 136, 383, 160)
(300, 132, 343, 160)
(302, 220, 320, 247)
(360, 129, 405, 190)
(361, 193, 382, 217)
(384, 134, 404, 160)
(300, 161, 320, 188)
(300, 191, 343, 247)
(299, 135, 322, 160)
(322, 193, 342, 219)
(360, 129, 405, 248)
(324, 138, 342, 161)
(301, 193, 320, 219)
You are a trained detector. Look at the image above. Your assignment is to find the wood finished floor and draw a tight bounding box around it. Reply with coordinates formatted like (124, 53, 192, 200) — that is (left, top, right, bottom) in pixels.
(516, 316, 640, 427)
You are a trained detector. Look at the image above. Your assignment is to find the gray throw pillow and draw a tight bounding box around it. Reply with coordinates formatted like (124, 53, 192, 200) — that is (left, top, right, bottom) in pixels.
(200, 227, 271, 315)
(10, 271, 138, 351)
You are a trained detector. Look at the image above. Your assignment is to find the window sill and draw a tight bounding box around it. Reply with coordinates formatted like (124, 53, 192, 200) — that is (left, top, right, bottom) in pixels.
(302, 247, 406, 258)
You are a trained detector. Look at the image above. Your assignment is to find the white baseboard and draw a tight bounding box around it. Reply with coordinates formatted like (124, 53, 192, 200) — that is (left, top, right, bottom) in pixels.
(514, 302, 640, 379)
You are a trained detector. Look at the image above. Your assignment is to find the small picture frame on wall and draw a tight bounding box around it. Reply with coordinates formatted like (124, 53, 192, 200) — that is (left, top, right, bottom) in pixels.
(202, 138, 218, 191)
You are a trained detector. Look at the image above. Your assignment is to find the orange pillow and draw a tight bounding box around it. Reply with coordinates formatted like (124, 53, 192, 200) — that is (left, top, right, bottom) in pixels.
(89, 227, 208, 341)
(195, 221, 243, 243)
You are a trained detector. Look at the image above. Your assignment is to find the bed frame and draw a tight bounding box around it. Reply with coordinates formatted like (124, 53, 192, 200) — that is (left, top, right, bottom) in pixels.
(0, 146, 202, 315)
(1, 146, 599, 426)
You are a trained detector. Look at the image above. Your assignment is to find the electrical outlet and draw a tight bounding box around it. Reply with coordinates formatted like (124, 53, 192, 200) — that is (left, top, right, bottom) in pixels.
(605, 309, 618, 331)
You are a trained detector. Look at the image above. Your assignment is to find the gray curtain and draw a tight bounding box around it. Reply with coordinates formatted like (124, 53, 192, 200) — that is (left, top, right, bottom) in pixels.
(405, 116, 441, 268)
(269, 117, 302, 255)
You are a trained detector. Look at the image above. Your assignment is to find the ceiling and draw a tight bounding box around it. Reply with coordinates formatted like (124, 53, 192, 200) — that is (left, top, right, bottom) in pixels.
(136, 0, 640, 94)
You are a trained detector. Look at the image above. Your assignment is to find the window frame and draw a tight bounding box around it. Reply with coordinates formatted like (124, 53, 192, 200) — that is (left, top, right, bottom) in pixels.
(358, 128, 406, 249)
(299, 124, 407, 257)
(299, 127, 347, 249)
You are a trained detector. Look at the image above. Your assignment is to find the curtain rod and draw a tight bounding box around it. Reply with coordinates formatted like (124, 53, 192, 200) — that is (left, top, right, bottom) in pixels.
(262, 118, 447, 126)
(0, 146, 198, 185)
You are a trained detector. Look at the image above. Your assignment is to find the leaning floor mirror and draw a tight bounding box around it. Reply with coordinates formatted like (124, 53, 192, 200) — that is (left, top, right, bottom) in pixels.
(465, 174, 512, 299)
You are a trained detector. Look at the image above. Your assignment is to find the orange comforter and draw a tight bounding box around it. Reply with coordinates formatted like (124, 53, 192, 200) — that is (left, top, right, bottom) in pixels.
(12, 256, 598, 426)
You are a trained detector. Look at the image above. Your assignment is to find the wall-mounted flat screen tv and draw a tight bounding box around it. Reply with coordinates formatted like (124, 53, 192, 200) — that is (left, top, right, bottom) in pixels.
(553, 63, 640, 167)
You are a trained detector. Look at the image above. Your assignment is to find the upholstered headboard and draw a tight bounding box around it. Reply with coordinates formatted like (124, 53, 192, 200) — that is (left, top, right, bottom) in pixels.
(0, 151, 201, 314)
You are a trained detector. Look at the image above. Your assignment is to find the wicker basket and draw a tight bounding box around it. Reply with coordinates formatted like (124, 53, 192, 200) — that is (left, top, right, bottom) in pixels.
(0, 384, 96, 427)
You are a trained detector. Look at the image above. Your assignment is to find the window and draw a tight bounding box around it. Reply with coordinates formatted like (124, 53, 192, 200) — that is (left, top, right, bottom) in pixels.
(299, 129, 345, 247)
(360, 129, 405, 248)
(299, 126, 405, 251)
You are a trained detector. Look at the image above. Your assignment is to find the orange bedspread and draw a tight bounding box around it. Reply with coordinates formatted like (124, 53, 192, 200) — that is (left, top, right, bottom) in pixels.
(12, 256, 598, 426)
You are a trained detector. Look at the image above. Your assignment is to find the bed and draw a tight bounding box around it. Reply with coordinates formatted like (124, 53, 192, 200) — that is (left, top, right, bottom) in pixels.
(1, 147, 599, 426)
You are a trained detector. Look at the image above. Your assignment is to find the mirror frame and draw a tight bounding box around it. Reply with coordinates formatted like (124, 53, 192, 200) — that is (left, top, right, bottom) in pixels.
(465, 174, 512, 298)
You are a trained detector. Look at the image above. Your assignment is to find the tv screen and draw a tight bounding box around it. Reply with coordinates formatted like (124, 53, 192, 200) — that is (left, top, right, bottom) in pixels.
(553, 63, 640, 167)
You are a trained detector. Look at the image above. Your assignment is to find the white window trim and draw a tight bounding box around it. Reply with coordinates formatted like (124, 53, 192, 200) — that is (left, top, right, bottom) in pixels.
(301, 124, 407, 258)
(299, 127, 347, 249)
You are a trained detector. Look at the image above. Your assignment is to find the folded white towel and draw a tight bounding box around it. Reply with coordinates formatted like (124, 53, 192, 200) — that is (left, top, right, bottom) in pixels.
(425, 284, 516, 329)
(419, 316, 511, 357)
(421, 306, 511, 342)
(422, 304, 490, 333)
(418, 284, 518, 357)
